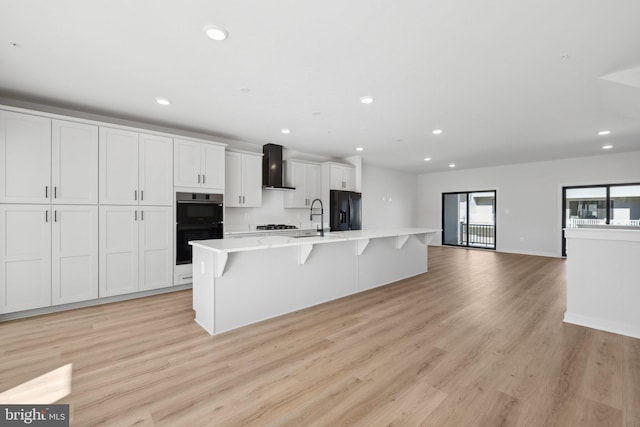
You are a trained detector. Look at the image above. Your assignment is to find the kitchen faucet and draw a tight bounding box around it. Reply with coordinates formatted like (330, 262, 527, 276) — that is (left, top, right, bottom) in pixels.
(309, 198, 324, 237)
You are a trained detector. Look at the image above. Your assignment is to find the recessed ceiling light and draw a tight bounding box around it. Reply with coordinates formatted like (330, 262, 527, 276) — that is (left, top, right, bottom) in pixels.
(449, 163, 456, 168)
(432, 129, 443, 135)
(204, 25, 228, 41)
(597, 130, 611, 136)
(155, 98, 171, 106)
(356, 147, 364, 152)
(312, 112, 321, 116)
(360, 96, 374, 104)
(280, 128, 291, 134)
(424, 157, 431, 161)
(601, 144, 613, 150)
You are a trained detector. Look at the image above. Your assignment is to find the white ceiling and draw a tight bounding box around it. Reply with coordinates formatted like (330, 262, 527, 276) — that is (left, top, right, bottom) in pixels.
(1, 0, 639, 173)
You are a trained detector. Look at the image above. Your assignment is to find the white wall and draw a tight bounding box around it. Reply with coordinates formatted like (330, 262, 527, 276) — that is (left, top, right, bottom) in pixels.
(418, 150, 640, 257)
(362, 164, 420, 228)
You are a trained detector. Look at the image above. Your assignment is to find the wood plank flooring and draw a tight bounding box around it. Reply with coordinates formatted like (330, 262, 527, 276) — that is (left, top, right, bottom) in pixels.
(1, 246, 639, 426)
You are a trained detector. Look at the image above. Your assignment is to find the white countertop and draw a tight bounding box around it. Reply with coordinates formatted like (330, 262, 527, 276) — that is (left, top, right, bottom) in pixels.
(191, 228, 438, 253)
(564, 226, 640, 242)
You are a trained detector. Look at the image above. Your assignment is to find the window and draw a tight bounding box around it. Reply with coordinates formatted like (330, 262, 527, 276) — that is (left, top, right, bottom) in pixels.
(562, 183, 640, 256)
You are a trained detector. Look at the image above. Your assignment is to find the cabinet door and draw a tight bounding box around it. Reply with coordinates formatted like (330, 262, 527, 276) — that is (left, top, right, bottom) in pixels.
(52, 205, 98, 305)
(0, 111, 51, 204)
(306, 164, 321, 202)
(343, 166, 356, 191)
(174, 139, 201, 187)
(52, 120, 98, 205)
(329, 164, 345, 190)
(0, 205, 51, 313)
(242, 154, 263, 207)
(284, 161, 307, 208)
(225, 151, 243, 207)
(99, 127, 139, 205)
(139, 206, 172, 291)
(99, 206, 139, 297)
(139, 133, 173, 206)
(201, 144, 225, 190)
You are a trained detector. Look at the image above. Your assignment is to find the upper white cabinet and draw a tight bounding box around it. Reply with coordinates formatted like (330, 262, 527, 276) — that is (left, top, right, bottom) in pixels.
(284, 160, 321, 208)
(99, 127, 139, 205)
(225, 151, 262, 207)
(52, 205, 99, 305)
(52, 120, 99, 205)
(0, 204, 52, 313)
(327, 163, 356, 191)
(100, 127, 172, 205)
(0, 111, 51, 204)
(174, 139, 225, 190)
(139, 133, 173, 206)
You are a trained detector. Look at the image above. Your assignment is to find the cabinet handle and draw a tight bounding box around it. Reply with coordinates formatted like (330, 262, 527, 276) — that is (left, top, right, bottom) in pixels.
(54, 210, 57, 222)
(45, 210, 48, 222)
(134, 190, 138, 201)
(238, 195, 242, 204)
(134, 210, 137, 221)
(141, 210, 144, 221)
(203, 175, 206, 184)
(141, 190, 144, 201)
(54, 186, 57, 198)
(183, 275, 192, 280)
(198, 174, 201, 184)
(242, 195, 245, 204)
(45, 186, 48, 198)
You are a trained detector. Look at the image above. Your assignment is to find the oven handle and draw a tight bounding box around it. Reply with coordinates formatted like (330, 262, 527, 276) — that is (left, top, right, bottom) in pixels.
(176, 200, 223, 205)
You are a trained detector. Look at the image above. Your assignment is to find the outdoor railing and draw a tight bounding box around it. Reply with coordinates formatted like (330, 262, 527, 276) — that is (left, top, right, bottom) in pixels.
(460, 223, 495, 246)
(567, 218, 640, 227)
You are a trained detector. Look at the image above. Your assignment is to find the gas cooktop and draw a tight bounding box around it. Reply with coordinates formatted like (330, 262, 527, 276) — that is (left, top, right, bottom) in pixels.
(256, 224, 298, 230)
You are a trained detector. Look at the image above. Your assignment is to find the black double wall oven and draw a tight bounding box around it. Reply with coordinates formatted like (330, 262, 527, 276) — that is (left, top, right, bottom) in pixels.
(176, 192, 223, 265)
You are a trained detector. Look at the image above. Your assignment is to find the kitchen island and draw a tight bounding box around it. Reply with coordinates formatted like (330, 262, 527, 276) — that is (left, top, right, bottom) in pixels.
(564, 226, 640, 339)
(190, 228, 437, 335)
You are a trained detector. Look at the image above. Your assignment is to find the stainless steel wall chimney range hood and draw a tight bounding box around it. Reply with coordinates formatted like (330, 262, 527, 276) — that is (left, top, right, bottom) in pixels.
(262, 143, 295, 190)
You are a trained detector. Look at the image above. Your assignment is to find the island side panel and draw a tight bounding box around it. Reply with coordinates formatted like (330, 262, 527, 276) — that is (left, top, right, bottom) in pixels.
(214, 240, 358, 334)
(192, 246, 216, 335)
(565, 237, 640, 339)
(357, 235, 428, 291)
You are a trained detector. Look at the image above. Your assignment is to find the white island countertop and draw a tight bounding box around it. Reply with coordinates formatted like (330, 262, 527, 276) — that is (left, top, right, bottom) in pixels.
(191, 228, 437, 253)
(189, 227, 438, 335)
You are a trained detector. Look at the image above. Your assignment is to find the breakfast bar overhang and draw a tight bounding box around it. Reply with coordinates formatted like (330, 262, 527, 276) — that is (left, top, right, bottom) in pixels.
(190, 228, 437, 335)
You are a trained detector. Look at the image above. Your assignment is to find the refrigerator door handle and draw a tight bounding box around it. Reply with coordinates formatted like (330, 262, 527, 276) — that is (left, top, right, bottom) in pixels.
(348, 196, 352, 229)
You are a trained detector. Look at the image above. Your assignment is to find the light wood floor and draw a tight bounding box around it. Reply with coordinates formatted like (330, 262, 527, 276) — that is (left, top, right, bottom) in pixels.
(1, 246, 639, 426)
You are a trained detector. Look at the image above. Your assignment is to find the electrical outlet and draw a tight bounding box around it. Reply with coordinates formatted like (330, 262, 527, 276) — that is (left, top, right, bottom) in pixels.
(519, 237, 525, 243)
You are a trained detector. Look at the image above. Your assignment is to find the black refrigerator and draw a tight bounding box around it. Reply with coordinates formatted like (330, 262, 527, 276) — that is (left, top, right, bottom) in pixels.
(330, 190, 362, 231)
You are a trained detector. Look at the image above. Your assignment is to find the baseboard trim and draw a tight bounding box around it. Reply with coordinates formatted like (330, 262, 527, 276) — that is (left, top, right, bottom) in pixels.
(0, 284, 192, 323)
(563, 311, 640, 339)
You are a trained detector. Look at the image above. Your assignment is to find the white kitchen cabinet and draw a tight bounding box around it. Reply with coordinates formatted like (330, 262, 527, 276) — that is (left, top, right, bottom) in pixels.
(99, 127, 139, 205)
(139, 133, 173, 206)
(174, 138, 225, 190)
(284, 160, 321, 208)
(139, 206, 172, 291)
(225, 151, 262, 207)
(52, 120, 99, 205)
(0, 205, 52, 313)
(0, 111, 51, 204)
(328, 163, 355, 191)
(99, 205, 172, 297)
(100, 128, 173, 206)
(52, 205, 98, 305)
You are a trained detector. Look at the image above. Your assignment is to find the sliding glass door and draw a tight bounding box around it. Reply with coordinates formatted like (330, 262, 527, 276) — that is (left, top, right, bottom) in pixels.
(562, 183, 640, 256)
(442, 191, 496, 249)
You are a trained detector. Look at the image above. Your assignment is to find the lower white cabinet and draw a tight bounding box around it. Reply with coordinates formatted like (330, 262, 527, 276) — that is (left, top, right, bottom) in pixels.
(99, 205, 172, 297)
(0, 205, 52, 313)
(52, 205, 99, 305)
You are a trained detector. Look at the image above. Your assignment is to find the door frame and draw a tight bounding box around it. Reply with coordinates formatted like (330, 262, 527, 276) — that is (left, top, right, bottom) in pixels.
(442, 190, 497, 250)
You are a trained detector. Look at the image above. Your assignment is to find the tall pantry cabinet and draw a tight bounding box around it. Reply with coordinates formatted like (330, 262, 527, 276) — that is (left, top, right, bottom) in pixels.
(99, 127, 173, 297)
(0, 111, 99, 313)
